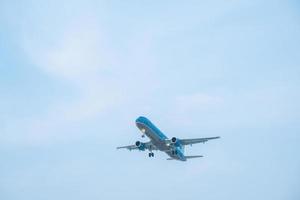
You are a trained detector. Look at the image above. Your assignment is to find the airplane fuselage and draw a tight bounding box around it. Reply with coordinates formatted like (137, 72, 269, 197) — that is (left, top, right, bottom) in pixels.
(135, 116, 186, 161)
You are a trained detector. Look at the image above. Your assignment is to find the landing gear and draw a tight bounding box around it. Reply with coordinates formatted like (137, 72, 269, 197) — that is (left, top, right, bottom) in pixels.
(171, 150, 178, 155)
(148, 152, 154, 157)
(141, 128, 146, 138)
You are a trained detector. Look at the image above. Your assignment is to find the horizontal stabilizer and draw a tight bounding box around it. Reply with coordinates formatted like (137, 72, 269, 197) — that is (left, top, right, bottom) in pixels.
(167, 158, 175, 160)
(167, 155, 203, 160)
(185, 155, 203, 159)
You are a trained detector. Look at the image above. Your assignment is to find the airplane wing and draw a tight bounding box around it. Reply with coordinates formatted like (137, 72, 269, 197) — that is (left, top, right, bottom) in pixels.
(116, 145, 138, 151)
(181, 136, 220, 146)
(117, 141, 157, 151)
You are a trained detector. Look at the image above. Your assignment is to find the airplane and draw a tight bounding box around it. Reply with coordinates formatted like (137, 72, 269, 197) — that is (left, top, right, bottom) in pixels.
(117, 116, 220, 161)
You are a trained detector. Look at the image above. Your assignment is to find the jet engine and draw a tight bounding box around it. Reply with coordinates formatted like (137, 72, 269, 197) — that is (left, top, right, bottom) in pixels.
(170, 137, 181, 147)
(135, 141, 146, 151)
(171, 137, 178, 144)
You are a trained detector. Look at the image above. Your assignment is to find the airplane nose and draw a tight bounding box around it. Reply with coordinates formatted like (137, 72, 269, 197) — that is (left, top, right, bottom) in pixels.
(136, 116, 146, 123)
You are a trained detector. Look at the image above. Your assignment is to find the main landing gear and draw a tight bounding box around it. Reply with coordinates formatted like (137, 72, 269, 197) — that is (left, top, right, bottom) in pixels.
(148, 152, 154, 157)
(171, 150, 178, 155)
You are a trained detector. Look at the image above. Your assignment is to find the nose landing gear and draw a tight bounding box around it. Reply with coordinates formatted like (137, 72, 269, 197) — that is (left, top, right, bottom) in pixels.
(141, 128, 146, 138)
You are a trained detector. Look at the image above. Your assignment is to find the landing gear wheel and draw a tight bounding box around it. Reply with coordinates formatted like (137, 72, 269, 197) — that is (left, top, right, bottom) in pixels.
(148, 152, 154, 157)
(171, 150, 178, 155)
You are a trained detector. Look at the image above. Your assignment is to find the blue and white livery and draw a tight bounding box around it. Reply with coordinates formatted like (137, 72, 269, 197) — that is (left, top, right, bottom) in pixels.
(117, 116, 220, 161)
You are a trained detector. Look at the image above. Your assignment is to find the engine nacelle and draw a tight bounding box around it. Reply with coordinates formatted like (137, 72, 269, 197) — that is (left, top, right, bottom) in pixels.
(171, 137, 178, 144)
(171, 137, 181, 147)
(135, 141, 146, 151)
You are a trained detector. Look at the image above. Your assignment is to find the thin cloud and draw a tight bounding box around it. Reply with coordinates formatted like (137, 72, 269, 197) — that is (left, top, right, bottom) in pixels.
(11, 19, 121, 145)
(4, 14, 159, 145)
(175, 93, 224, 111)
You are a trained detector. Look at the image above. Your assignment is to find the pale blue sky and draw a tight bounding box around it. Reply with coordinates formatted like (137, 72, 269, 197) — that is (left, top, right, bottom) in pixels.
(1, 1, 300, 200)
